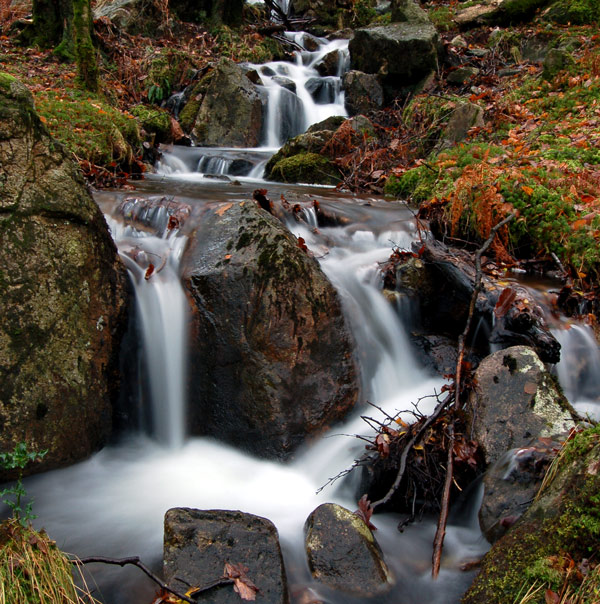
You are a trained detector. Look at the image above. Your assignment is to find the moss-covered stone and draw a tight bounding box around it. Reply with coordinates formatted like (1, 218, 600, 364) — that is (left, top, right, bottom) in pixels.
(463, 426, 600, 603)
(130, 104, 171, 143)
(268, 152, 341, 186)
(545, 0, 599, 24)
(0, 77, 129, 477)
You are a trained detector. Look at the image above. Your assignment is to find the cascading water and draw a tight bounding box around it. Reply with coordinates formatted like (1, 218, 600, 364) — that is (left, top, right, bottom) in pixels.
(156, 32, 348, 181)
(16, 188, 488, 604)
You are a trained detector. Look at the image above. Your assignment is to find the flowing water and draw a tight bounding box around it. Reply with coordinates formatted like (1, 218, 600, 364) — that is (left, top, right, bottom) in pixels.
(7, 6, 600, 601)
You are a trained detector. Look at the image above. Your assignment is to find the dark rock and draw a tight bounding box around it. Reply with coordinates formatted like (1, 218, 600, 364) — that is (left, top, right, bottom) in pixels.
(392, 240, 561, 363)
(164, 508, 289, 604)
(411, 334, 458, 377)
(315, 49, 344, 76)
(93, 0, 164, 34)
(479, 437, 560, 543)
(349, 23, 439, 88)
(304, 503, 394, 596)
(466, 345, 576, 466)
(306, 115, 346, 133)
(342, 70, 384, 115)
(391, 0, 431, 22)
(455, 0, 550, 27)
(305, 77, 339, 104)
(183, 59, 263, 147)
(272, 76, 297, 93)
(543, 47, 574, 80)
(182, 202, 359, 459)
(268, 152, 341, 185)
(0, 75, 129, 476)
(447, 66, 480, 85)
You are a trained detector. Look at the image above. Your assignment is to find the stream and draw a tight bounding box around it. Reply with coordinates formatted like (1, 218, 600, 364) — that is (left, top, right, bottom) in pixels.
(10, 12, 600, 604)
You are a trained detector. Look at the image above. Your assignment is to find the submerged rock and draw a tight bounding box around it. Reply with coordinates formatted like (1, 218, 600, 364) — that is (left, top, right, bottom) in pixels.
(182, 201, 359, 459)
(164, 508, 288, 604)
(304, 503, 394, 597)
(467, 345, 576, 466)
(0, 74, 129, 475)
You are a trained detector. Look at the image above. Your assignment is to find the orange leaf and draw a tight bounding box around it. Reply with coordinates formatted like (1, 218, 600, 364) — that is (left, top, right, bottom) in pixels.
(521, 185, 534, 196)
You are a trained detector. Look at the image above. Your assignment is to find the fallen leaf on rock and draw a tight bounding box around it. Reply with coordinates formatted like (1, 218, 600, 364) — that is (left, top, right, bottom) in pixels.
(524, 382, 538, 395)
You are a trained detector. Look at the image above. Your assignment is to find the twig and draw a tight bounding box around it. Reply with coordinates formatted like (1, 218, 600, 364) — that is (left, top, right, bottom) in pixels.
(432, 423, 454, 579)
(454, 212, 516, 402)
(72, 556, 195, 604)
(370, 391, 452, 511)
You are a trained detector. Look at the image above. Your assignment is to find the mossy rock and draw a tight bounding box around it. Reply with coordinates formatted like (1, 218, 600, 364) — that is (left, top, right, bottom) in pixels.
(130, 104, 171, 143)
(545, 0, 599, 24)
(268, 152, 341, 186)
(463, 426, 600, 603)
(384, 165, 435, 202)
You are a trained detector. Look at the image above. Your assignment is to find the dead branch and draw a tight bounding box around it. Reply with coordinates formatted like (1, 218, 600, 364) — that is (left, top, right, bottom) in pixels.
(432, 423, 454, 579)
(72, 556, 196, 604)
(454, 212, 517, 402)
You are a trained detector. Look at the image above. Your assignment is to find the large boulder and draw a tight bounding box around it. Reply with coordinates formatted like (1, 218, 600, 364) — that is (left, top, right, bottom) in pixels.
(163, 508, 288, 604)
(182, 201, 360, 459)
(0, 74, 129, 475)
(180, 59, 264, 147)
(349, 22, 439, 90)
(304, 503, 394, 596)
(454, 0, 551, 27)
(463, 426, 600, 604)
(467, 346, 576, 466)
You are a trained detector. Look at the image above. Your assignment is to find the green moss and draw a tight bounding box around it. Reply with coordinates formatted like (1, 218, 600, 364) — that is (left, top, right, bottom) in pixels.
(464, 427, 600, 604)
(130, 104, 171, 142)
(0, 72, 17, 92)
(428, 6, 457, 31)
(384, 166, 435, 202)
(546, 0, 599, 24)
(269, 153, 340, 186)
(34, 89, 140, 166)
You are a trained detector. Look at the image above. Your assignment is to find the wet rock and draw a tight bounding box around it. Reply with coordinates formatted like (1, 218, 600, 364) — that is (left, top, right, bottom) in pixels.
(291, 0, 355, 29)
(182, 202, 359, 459)
(411, 334, 458, 377)
(391, 240, 561, 363)
(467, 346, 576, 466)
(181, 58, 263, 147)
(164, 508, 289, 604)
(479, 438, 560, 543)
(304, 503, 393, 597)
(349, 22, 439, 89)
(268, 152, 341, 185)
(0, 75, 129, 476)
(315, 48, 344, 76)
(305, 77, 338, 104)
(272, 76, 297, 93)
(342, 70, 384, 115)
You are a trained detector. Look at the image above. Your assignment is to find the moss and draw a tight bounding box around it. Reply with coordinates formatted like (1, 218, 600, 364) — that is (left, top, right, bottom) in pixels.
(268, 153, 340, 186)
(130, 104, 171, 142)
(384, 165, 435, 202)
(464, 427, 600, 603)
(0, 72, 17, 92)
(546, 0, 599, 24)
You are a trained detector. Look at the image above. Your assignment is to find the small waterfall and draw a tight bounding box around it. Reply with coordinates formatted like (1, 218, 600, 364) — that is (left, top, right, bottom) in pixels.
(256, 36, 348, 147)
(105, 198, 189, 447)
(553, 323, 600, 419)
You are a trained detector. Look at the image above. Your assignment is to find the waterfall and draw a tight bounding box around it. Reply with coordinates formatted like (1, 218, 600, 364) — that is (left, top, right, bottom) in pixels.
(155, 33, 348, 180)
(105, 198, 189, 447)
(17, 192, 488, 604)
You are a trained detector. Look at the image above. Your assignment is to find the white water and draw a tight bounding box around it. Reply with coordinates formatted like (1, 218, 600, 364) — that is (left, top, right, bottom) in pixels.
(104, 208, 189, 448)
(553, 323, 600, 420)
(156, 33, 348, 181)
(16, 194, 488, 603)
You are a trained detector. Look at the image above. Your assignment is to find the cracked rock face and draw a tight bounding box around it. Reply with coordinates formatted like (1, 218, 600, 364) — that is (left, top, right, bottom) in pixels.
(0, 75, 129, 476)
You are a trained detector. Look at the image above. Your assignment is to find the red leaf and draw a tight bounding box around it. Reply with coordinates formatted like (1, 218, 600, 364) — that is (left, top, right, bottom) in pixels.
(545, 589, 560, 604)
(494, 287, 517, 318)
(223, 562, 259, 601)
(355, 495, 377, 531)
(145, 264, 155, 280)
(297, 237, 308, 253)
(524, 382, 538, 395)
(375, 433, 390, 458)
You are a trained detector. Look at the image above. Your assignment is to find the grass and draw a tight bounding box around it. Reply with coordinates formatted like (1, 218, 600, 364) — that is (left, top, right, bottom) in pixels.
(0, 519, 98, 604)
